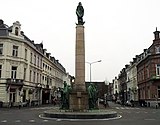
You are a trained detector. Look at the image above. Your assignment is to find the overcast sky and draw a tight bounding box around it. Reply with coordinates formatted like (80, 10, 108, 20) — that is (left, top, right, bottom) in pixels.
(1, 0, 160, 82)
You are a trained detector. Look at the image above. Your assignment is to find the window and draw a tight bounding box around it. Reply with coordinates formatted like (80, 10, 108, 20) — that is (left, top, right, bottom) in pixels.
(0, 44, 3, 55)
(11, 66, 17, 79)
(15, 27, 19, 36)
(33, 72, 36, 83)
(155, 46, 160, 54)
(147, 86, 150, 99)
(156, 64, 160, 76)
(45, 65, 47, 70)
(146, 67, 149, 78)
(37, 56, 39, 67)
(24, 68, 26, 80)
(37, 73, 39, 83)
(0, 65, 2, 78)
(25, 49, 27, 60)
(30, 53, 32, 63)
(115, 85, 117, 89)
(40, 74, 41, 83)
(12, 45, 18, 57)
(40, 58, 42, 68)
(50, 79, 52, 85)
(29, 70, 32, 82)
(34, 54, 36, 65)
(43, 63, 45, 69)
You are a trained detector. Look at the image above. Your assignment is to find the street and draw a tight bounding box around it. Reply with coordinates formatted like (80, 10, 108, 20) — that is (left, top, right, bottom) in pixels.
(0, 102, 159, 125)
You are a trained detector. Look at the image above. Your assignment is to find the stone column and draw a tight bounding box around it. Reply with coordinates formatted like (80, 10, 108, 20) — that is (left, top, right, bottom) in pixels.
(69, 25, 88, 111)
(74, 25, 85, 91)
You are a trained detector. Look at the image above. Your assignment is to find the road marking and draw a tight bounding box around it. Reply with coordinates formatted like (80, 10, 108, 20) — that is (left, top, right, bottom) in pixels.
(1, 120, 7, 122)
(29, 120, 35, 122)
(115, 107, 140, 110)
(43, 120, 48, 122)
(56, 119, 62, 121)
(144, 119, 155, 121)
(15, 120, 21, 122)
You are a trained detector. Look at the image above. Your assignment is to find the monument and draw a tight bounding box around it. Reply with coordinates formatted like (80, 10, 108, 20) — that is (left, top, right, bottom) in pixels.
(69, 2, 88, 111)
(41, 2, 118, 120)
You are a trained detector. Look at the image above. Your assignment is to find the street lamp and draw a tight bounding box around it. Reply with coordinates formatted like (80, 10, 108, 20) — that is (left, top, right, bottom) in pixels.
(86, 60, 102, 83)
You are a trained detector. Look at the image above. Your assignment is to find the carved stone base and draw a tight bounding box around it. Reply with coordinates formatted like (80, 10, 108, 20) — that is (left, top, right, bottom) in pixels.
(69, 91, 88, 111)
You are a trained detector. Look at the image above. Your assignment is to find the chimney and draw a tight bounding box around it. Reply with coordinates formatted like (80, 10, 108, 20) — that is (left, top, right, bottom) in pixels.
(0, 19, 4, 25)
(153, 27, 160, 40)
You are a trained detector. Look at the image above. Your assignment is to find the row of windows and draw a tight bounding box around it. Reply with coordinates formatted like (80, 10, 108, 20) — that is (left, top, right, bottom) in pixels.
(140, 86, 160, 99)
(137, 64, 160, 82)
(0, 43, 64, 75)
(29, 51, 42, 68)
(0, 43, 18, 57)
(0, 65, 53, 86)
(0, 43, 43, 69)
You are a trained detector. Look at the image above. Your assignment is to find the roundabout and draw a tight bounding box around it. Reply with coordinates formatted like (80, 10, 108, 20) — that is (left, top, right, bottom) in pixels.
(39, 109, 121, 121)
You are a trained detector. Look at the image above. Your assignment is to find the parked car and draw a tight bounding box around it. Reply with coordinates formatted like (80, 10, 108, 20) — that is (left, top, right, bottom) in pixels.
(116, 99, 121, 104)
(125, 100, 132, 106)
(99, 98, 104, 104)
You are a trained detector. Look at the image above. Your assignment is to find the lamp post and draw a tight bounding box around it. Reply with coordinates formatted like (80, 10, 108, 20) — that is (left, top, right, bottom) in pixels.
(86, 60, 102, 83)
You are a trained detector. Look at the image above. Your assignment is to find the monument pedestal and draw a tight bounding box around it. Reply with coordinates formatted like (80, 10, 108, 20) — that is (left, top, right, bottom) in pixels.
(69, 91, 88, 111)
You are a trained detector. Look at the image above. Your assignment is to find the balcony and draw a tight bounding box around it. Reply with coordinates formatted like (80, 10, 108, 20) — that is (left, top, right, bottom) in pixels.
(6, 78, 24, 86)
(150, 75, 160, 80)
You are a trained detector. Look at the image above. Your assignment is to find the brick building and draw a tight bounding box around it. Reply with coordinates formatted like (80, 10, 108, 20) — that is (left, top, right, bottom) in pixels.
(137, 28, 160, 107)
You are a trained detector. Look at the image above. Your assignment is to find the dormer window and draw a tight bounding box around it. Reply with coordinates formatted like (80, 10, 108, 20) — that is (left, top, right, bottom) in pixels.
(15, 27, 19, 36)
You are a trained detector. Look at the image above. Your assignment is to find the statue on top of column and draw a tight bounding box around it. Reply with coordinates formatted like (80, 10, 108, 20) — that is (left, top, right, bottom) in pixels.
(76, 2, 85, 25)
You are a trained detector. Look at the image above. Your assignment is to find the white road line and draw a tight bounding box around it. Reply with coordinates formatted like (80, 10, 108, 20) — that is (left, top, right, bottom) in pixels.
(15, 120, 21, 122)
(125, 107, 130, 109)
(43, 120, 49, 122)
(115, 107, 140, 110)
(29, 119, 35, 122)
(1, 120, 7, 122)
(144, 119, 155, 121)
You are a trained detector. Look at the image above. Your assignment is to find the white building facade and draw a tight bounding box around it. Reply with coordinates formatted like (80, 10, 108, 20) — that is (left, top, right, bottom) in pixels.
(126, 61, 138, 102)
(112, 77, 120, 100)
(0, 20, 70, 107)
